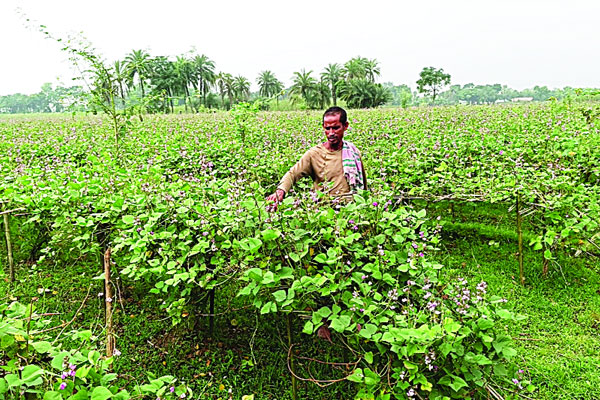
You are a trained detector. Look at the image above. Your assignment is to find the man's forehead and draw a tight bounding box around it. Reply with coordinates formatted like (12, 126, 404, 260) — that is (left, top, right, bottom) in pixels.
(323, 113, 343, 124)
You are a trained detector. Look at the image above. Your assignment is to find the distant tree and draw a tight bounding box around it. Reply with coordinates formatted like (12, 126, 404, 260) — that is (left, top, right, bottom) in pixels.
(321, 63, 343, 106)
(112, 61, 128, 106)
(174, 55, 195, 112)
(233, 75, 250, 102)
(343, 57, 368, 81)
(193, 54, 216, 107)
(416, 67, 451, 104)
(216, 72, 234, 109)
(338, 79, 390, 108)
(290, 69, 318, 108)
(125, 49, 151, 98)
(256, 70, 283, 98)
(364, 58, 381, 83)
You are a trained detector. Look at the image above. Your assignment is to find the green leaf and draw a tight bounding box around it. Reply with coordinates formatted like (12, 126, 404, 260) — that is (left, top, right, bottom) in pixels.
(364, 351, 373, 364)
(317, 307, 331, 318)
(302, 321, 314, 334)
(272, 290, 287, 303)
(51, 351, 69, 370)
(346, 368, 364, 383)
(21, 365, 44, 386)
(112, 390, 130, 400)
(261, 229, 281, 241)
(260, 301, 276, 315)
(476, 318, 494, 330)
(100, 373, 118, 386)
(91, 386, 113, 400)
(32, 341, 52, 353)
(289, 252, 300, 263)
(43, 391, 63, 400)
(88, 350, 101, 365)
(122, 215, 135, 225)
(496, 309, 514, 320)
(358, 323, 377, 339)
(329, 315, 351, 333)
(449, 376, 468, 392)
(363, 368, 380, 386)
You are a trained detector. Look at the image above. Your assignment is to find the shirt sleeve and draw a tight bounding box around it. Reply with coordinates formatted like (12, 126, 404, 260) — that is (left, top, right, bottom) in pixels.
(277, 149, 314, 193)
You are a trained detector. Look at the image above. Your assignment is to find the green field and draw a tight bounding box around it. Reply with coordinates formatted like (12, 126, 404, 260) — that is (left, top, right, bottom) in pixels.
(1, 103, 599, 399)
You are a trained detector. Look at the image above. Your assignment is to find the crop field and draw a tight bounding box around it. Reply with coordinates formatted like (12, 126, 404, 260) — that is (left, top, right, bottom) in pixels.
(0, 103, 599, 400)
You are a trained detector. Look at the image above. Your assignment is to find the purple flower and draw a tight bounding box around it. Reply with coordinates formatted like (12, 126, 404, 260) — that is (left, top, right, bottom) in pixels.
(170, 387, 175, 393)
(61, 372, 68, 379)
(372, 202, 378, 207)
(361, 275, 367, 280)
(499, 150, 504, 155)
(59, 382, 67, 390)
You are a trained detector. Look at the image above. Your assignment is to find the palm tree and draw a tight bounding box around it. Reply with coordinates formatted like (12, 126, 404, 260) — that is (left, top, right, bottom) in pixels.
(174, 55, 195, 112)
(290, 69, 317, 108)
(233, 75, 250, 102)
(321, 63, 343, 106)
(124, 49, 151, 98)
(112, 60, 128, 106)
(256, 70, 283, 98)
(193, 54, 216, 107)
(216, 72, 234, 109)
(148, 56, 178, 113)
(343, 57, 368, 81)
(365, 58, 381, 83)
(315, 77, 331, 109)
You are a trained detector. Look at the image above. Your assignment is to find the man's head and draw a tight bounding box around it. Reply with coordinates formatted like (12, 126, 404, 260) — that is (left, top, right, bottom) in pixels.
(322, 106, 347, 125)
(322, 106, 348, 151)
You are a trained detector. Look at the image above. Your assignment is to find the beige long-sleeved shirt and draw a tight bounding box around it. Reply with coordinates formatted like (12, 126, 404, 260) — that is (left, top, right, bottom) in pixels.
(277, 144, 366, 197)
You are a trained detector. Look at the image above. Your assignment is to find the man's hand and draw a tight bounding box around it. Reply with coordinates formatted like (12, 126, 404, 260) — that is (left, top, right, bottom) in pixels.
(266, 189, 285, 203)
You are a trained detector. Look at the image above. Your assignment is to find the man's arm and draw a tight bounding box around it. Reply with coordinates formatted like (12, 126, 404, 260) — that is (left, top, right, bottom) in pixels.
(267, 149, 314, 202)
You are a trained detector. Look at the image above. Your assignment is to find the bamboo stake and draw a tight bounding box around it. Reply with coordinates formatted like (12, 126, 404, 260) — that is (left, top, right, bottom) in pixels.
(3, 213, 14, 283)
(516, 195, 525, 285)
(287, 313, 298, 400)
(104, 248, 115, 358)
(209, 288, 215, 336)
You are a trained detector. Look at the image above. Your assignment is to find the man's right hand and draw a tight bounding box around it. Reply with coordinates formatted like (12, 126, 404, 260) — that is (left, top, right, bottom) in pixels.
(266, 189, 285, 204)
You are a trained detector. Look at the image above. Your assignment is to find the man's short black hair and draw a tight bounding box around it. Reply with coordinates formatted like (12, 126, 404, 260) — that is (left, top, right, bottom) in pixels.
(323, 106, 348, 125)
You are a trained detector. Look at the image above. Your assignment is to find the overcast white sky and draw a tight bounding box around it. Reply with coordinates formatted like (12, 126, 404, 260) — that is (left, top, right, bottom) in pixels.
(1, 0, 598, 95)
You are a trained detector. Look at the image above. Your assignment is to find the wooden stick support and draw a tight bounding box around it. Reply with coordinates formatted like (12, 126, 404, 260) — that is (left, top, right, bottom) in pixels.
(3, 213, 14, 283)
(104, 248, 115, 358)
(209, 288, 215, 335)
(516, 195, 525, 285)
(287, 313, 298, 400)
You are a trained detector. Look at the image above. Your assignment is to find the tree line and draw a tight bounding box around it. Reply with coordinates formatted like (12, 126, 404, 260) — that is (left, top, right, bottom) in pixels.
(0, 50, 597, 114)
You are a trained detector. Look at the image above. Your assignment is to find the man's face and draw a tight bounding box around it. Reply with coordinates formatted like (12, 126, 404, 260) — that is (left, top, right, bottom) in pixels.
(323, 113, 348, 149)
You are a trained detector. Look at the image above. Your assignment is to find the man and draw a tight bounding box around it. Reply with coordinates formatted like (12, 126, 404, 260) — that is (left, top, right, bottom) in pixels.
(266, 106, 367, 204)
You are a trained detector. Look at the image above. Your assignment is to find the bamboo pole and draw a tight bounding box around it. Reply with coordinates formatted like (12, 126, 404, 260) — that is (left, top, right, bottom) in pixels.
(3, 213, 14, 283)
(104, 248, 115, 358)
(287, 313, 298, 400)
(209, 288, 215, 336)
(516, 195, 525, 285)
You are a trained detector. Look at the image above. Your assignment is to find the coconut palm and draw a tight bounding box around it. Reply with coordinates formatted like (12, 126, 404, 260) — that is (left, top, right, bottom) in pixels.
(321, 63, 343, 106)
(290, 69, 317, 108)
(193, 54, 216, 107)
(216, 72, 234, 109)
(112, 60, 128, 106)
(233, 75, 250, 102)
(124, 49, 151, 98)
(256, 70, 283, 98)
(364, 58, 381, 83)
(174, 55, 195, 112)
(343, 57, 368, 81)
